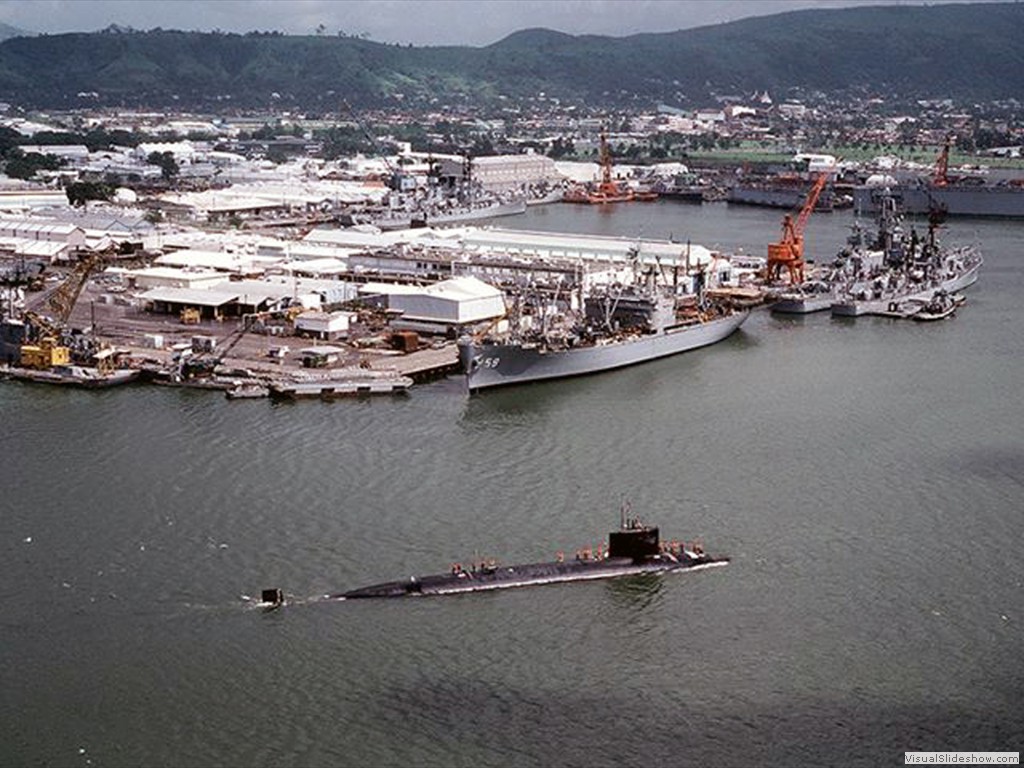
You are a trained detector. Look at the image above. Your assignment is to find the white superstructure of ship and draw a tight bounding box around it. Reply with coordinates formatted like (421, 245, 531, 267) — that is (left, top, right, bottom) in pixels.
(458, 261, 748, 392)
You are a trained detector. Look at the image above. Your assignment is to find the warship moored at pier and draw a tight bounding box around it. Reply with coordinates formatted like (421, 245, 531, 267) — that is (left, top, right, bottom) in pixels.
(458, 257, 748, 392)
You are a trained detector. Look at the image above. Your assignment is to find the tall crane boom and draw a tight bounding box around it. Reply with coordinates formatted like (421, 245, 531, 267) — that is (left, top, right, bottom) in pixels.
(794, 172, 828, 235)
(24, 252, 107, 327)
(766, 172, 828, 285)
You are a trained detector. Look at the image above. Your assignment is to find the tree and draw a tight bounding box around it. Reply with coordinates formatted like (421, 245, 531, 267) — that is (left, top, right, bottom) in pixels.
(65, 181, 115, 207)
(469, 136, 495, 156)
(547, 137, 575, 159)
(0, 127, 20, 155)
(3, 148, 62, 180)
(318, 125, 373, 159)
(266, 147, 290, 165)
(250, 123, 278, 140)
(146, 151, 179, 180)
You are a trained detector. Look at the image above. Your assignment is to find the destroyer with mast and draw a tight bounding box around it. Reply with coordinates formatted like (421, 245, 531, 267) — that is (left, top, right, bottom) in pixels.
(769, 188, 981, 317)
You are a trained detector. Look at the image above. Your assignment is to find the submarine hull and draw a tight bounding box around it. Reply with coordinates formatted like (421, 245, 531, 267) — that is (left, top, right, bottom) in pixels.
(337, 553, 727, 599)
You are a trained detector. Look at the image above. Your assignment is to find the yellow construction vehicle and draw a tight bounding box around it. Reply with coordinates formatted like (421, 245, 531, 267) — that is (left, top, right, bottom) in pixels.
(19, 337, 70, 369)
(180, 307, 201, 324)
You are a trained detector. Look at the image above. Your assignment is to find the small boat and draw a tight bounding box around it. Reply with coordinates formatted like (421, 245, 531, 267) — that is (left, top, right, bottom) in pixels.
(913, 290, 964, 322)
(563, 130, 658, 205)
(874, 300, 922, 319)
(225, 381, 270, 399)
(770, 279, 845, 314)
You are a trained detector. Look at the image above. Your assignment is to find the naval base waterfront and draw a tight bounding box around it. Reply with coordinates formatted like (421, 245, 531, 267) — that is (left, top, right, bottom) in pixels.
(2, 201, 1022, 767)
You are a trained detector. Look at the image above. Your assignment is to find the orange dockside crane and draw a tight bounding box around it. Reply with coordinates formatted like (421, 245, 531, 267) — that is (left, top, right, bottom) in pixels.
(766, 171, 829, 285)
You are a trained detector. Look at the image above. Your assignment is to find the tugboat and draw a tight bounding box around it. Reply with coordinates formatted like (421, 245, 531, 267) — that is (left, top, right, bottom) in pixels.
(563, 131, 658, 205)
(332, 511, 727, 599)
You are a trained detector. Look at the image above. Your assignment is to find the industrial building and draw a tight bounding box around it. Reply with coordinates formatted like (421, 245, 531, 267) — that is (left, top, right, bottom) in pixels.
(365, 276, 505, 335)
(294, 311, 356, 341)
(470, 154, 560, 191)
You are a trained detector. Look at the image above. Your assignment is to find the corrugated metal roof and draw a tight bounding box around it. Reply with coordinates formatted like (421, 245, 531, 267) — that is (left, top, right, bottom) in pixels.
(214, 279, 302, 303)
(279, 258, 348, 275)
(154, 249, 282, 272)
(0, 219, 84, 236)
(129, 266, 224, 280)
(138, 287, 240, 306)
(423, 276, 503, 300)
(0, 236, 69, 257)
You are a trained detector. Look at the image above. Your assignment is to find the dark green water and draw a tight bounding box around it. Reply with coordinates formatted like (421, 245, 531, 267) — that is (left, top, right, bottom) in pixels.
(2, 201, 1022, 767)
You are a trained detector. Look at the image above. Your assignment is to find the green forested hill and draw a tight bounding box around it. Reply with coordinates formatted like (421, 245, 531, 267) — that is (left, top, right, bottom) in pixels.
(1, 3, 1021, 110)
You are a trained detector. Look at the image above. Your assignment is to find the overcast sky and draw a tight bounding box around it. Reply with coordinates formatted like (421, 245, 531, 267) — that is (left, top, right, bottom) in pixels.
(0, 0, 993, 46)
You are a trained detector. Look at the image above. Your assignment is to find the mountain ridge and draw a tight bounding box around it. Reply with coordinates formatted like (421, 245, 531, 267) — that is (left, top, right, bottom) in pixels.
(0, 3, 1019, 109)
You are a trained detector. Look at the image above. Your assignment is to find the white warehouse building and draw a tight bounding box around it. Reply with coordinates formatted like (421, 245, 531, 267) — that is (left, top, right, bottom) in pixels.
(367, 276, 506, 334)
(471, 154, 559, 191)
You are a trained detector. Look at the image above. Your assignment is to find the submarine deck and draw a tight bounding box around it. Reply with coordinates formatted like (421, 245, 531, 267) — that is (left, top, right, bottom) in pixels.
(337, 552, 726, 599)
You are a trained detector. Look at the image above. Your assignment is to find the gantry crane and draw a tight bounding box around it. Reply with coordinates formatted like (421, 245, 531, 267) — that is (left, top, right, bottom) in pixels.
(766, 172, 829, 285)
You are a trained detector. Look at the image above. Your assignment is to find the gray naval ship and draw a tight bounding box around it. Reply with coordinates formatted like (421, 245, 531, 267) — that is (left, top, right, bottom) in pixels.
(458, 275, 749, 392)
(772, 192, 982, 316)
(853, 178, 1024, 219)
(830, 195, 982, 317)
(853, 135, 1024, 219)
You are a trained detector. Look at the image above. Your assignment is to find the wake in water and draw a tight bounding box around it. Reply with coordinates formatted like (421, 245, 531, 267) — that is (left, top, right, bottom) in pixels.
(239, 591, 348, 612)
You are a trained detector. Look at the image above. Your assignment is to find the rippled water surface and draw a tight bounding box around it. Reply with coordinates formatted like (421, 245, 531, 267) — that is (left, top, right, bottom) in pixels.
(2, 202, 1022, 766)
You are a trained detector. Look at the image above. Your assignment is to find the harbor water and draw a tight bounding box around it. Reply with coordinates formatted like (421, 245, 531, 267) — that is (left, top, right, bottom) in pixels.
(2, 201, 1022, 766)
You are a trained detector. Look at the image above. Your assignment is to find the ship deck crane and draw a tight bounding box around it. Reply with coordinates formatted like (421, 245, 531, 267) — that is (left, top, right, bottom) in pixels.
(25, 252, 107, 328)
(766, 172, 828, 285)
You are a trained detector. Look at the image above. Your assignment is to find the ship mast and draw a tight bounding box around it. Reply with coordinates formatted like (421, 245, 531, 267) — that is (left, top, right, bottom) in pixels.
(600, 129, 613, 187)
(933, 134, 952, 187)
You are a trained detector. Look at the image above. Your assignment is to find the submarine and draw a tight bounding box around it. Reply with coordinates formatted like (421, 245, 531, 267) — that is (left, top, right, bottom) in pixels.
(331, 515, 727, 600)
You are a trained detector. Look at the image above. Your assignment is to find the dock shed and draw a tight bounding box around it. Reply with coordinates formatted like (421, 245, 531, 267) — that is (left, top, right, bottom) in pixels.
(123, 266, 226, 291)
(299, 345, 344, 368)
(294, 310, 356, 341)
(154, 249, 282, 276)
(138, 287, 241, 321)
(0, 219, 87, 248)
(214, 279, 320, 314)
(384, 276, 504, 323)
